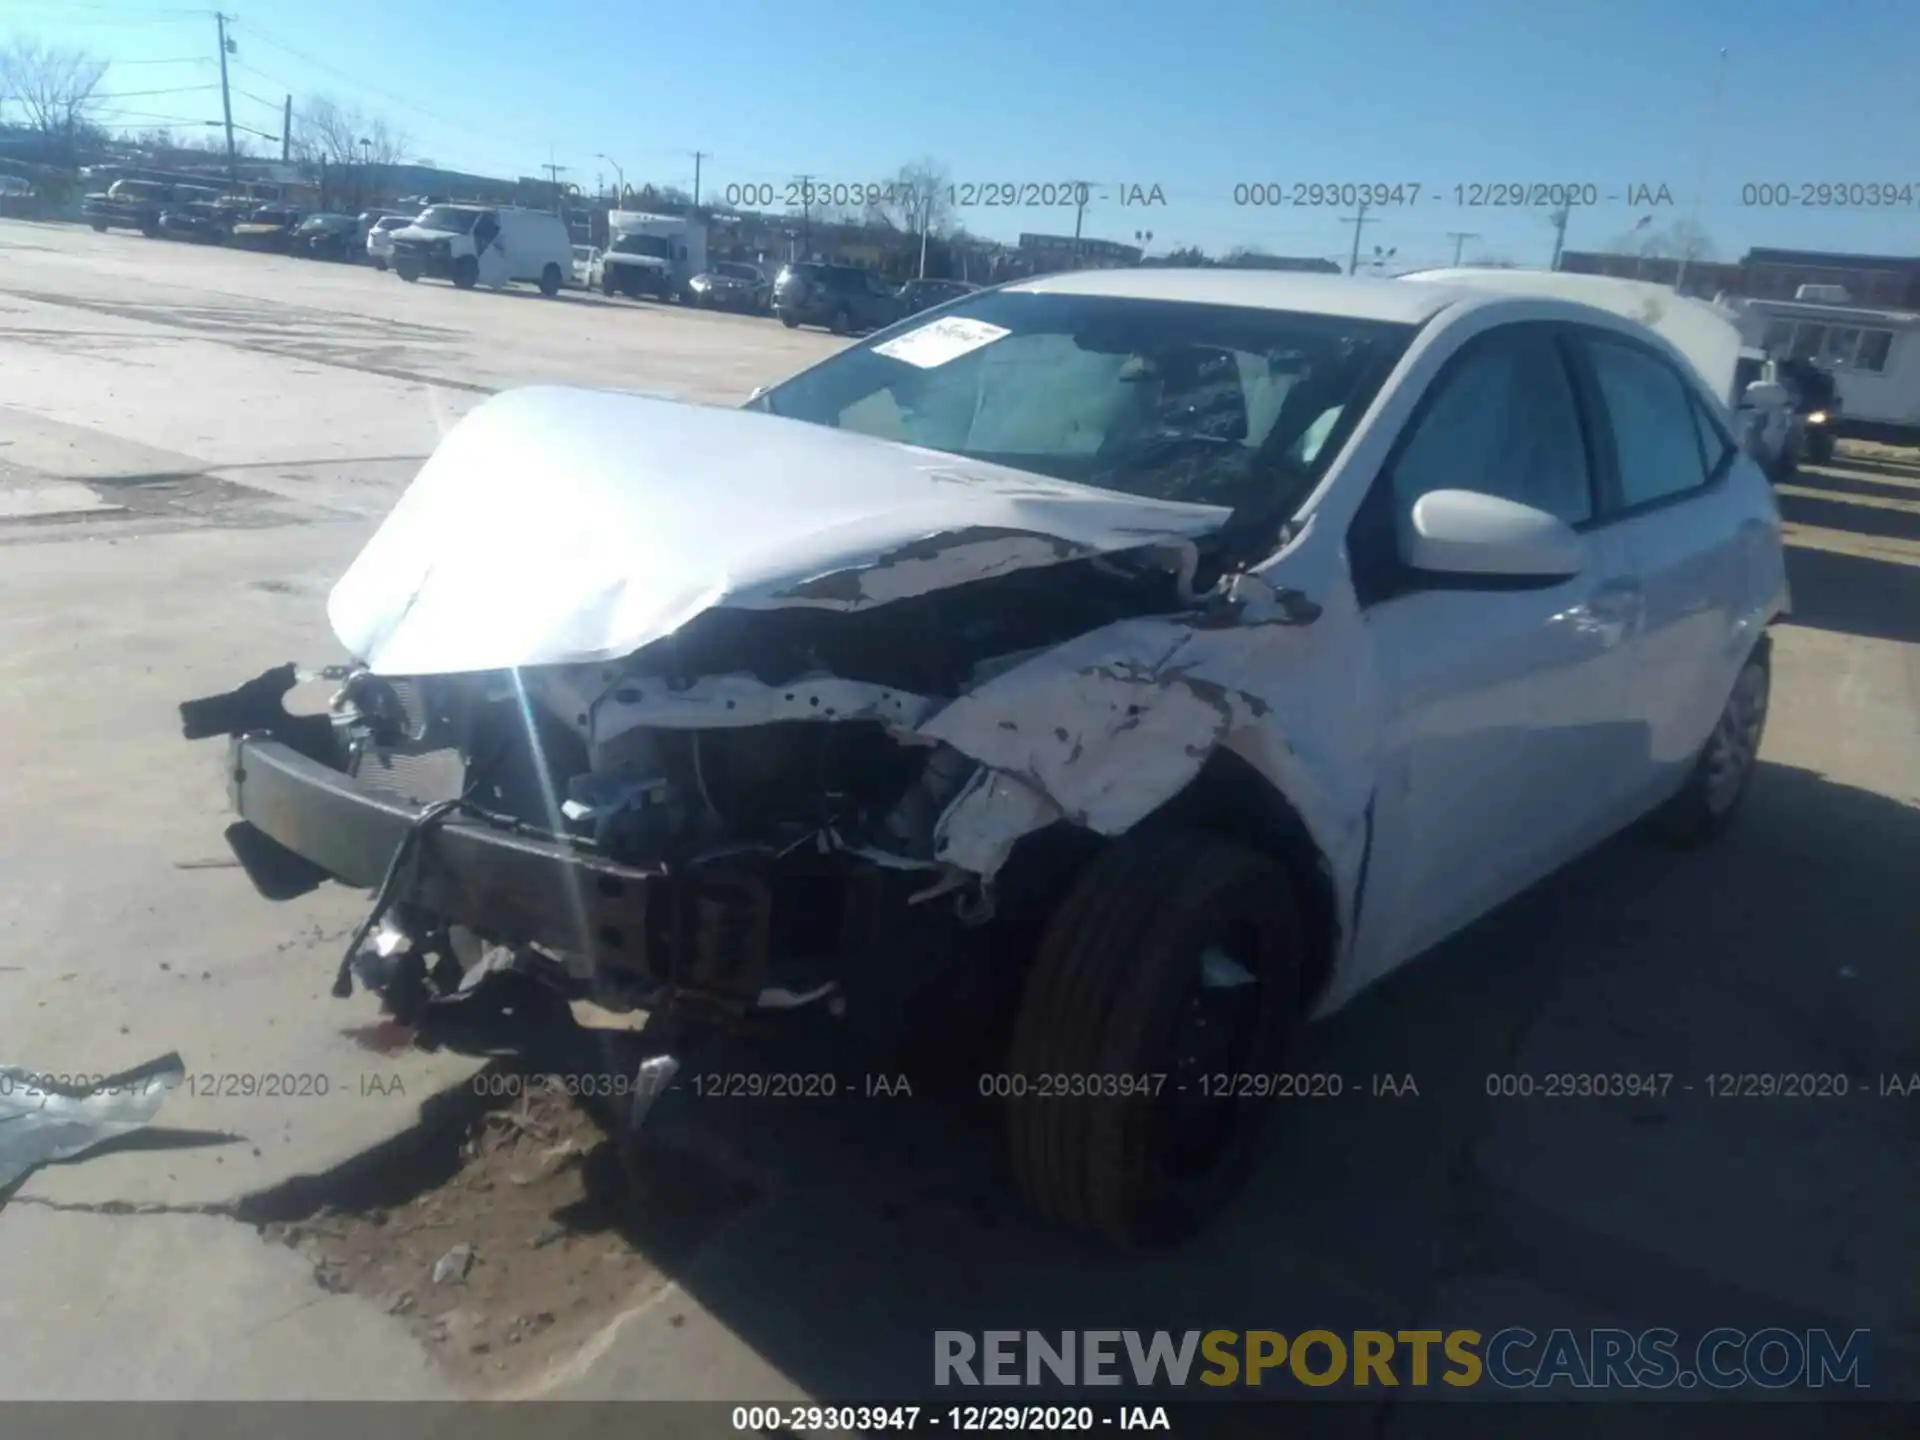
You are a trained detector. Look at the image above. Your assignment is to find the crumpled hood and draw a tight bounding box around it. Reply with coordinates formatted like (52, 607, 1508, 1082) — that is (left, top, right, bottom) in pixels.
(328, 387, 1230, 676)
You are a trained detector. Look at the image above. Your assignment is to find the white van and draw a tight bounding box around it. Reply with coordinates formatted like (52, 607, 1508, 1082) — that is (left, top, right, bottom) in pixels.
(389, 204, 573, 296)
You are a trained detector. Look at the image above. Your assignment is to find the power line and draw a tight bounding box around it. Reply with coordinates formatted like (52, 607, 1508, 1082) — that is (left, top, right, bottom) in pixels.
(94, 85, 218, 98)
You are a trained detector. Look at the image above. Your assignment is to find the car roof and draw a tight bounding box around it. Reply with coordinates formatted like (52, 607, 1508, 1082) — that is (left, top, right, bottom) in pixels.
(1003, 267, 1481, 324)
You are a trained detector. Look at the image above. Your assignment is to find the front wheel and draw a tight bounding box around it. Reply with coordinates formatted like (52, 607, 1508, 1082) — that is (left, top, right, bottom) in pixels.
(1805, 430, 1836, 465)
(373, 257, 387, 271)
(395, 262, 421, 283)
(89, 220, 108, 233)
(779, 312, 800, 329)
(451, 255, 479, 290)
(828, 305, 852, 335)
(538, 263, 562, 297)
(1002, 828, 1306, 1248)
(1650, 636, 1771, 846)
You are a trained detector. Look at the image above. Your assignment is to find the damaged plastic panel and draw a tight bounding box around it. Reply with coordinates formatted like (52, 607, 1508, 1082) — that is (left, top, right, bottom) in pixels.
(0, 1054, 186, 1190)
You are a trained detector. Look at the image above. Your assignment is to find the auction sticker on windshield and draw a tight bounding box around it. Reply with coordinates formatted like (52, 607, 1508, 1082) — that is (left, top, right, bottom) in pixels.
(873, 316, 1010, 368)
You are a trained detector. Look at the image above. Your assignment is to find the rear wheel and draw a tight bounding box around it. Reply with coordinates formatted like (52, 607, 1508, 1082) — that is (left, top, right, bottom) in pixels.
(829, 305, 852, 335)
(1002, 828, 1306, 1248)
(538, 263, 562, 297)
(1651, 636, 1771, 846)
(395, 262, 420, 283)
(780, 312, 800, 329)
(373, 257, 387, 271)
(452, 255, 479, 290)
(89, 220, 108, 233)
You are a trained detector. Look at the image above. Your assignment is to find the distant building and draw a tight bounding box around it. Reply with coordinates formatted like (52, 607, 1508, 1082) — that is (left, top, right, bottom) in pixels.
(1017, 233, 1144, 270)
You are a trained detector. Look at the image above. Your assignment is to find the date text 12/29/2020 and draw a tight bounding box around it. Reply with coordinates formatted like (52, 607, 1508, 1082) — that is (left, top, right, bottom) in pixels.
(1230, 182, 1676, 208)
(720, 181, 1167, 210)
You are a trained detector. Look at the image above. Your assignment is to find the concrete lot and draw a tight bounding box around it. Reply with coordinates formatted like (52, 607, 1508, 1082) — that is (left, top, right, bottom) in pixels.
(0, 220, 1915, 1418)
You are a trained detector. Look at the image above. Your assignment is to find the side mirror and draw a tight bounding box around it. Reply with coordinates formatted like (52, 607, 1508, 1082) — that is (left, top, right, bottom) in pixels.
(1742, 380, 1788, 410)
(1399, 489, 1585, 580)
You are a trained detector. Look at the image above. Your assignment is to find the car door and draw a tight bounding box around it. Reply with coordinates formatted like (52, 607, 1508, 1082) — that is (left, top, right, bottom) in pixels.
(1348, 322, 1644, 975)
(1567, 326, 1749, 808)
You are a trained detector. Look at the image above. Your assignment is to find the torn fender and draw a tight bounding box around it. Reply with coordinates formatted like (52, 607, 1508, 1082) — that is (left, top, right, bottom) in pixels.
(918, 596, 1381, 949)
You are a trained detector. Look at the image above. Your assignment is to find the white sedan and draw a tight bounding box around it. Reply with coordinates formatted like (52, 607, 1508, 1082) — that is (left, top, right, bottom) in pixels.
(191, 269, 1787, 1248)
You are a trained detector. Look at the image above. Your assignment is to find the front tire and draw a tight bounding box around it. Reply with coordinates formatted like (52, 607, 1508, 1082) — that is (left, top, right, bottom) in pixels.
(780, 312, 800, 329)
(829, 305, 852, 335)
(1806, 430, 1836, 465)
(395, 262, 420, 283)
(538, 263, 562, 297)
(1002, 828, 1306, 1248)
(1651, 636, 1771, 846)
(452, 255, 479, 290)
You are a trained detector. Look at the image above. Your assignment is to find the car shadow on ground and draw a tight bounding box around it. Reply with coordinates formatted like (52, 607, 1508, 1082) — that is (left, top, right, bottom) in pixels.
(1781, 544, 1920, 646)
(520, 736, 1916, 1408)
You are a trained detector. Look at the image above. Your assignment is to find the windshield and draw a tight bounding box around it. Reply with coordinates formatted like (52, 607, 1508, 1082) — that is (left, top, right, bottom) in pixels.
(109, 181, 164, 201)
(375, 217, 410, 232)
(611, 234, 673, 259)
(415, 206, 481, 233)
(749, 290, 1411, 513)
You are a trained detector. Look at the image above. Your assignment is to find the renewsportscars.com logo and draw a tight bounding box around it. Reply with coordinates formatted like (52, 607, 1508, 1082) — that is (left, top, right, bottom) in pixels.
(933, 1328, 1874, 1391)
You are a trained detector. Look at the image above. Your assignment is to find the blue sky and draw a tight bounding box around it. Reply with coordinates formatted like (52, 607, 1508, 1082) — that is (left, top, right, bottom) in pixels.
(14, 0, 1920, 266)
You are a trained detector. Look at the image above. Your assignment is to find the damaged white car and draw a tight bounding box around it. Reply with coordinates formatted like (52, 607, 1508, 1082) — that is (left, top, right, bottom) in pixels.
(184, 269, 1787, 1247)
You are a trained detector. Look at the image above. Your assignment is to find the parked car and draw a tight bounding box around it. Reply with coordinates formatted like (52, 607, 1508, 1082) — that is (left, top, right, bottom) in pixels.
(365, 215, 413, 271)
(571, 245, 599, 289)
(687, 261, 771, 312)
(182, 270, 1786, 1249)
(294, 213, 362, 261)
(229, 205, 304, 253)
(156, 200, 234, 244)
(772, 262, 902, 332)
(390, 204, 571, 296)
(1778, 356, 1840, 465)
(896, 277, 979, 315)
(83, 179, 184, 237)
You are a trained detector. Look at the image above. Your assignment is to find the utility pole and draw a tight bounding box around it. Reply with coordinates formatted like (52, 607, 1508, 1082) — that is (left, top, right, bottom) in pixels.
(793, 173, 815, 256)
(1447, 230, 1479, 266)
(280, 94, 291, 164)
(1071, 180, 1092, 266)
(1343, 201, 1375, 274)
(1548, 205, 1570, 270)
(214, 12, 238, 188)
(690, 151, 709, 208)
(541, 160, 568, 213)
(1677, 47, 1731, 296)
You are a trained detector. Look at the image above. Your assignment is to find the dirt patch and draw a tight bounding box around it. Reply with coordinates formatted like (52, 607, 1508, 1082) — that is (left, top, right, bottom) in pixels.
(259, 1080, 763, 1391)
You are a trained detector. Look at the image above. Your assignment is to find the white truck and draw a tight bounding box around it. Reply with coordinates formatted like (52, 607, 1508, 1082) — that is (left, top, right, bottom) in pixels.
(594, 211, 707, 302)
(389, 204, 573, 296)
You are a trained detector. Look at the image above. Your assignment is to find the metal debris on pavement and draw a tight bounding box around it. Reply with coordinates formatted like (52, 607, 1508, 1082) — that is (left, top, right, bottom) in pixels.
(0, 1052, 186, 1190)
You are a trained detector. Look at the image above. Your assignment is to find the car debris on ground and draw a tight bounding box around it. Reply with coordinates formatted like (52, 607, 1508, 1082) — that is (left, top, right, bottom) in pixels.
(0, 1052, 186, 1190)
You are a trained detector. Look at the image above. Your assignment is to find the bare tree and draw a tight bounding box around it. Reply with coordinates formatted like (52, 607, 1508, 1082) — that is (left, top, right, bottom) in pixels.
(1604, 218, 1717, 262)
(291, 95, 408, 168)
(0, 36, 109, 163)
(861, 157, 953, 237)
